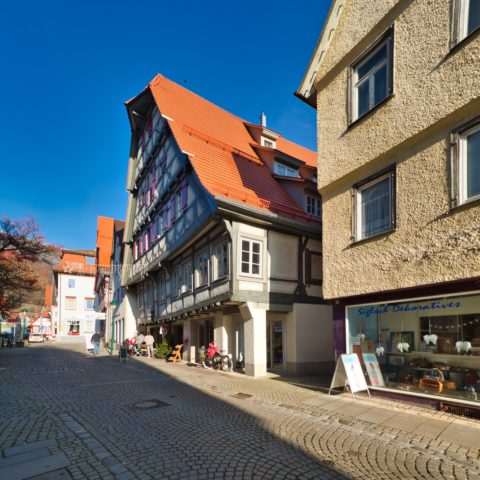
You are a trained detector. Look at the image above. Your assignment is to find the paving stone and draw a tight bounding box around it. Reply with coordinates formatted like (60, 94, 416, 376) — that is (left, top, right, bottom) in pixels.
(354, 407, 397, 424)
(438, 421, 480, 450)
(4, 439, 56, 457)
(1, 343, 480, 480)
(29, 468, 73, 479)
(0, 448, 51, 468)
(1, 453, 70, 480)
(381, 412, 427, 432)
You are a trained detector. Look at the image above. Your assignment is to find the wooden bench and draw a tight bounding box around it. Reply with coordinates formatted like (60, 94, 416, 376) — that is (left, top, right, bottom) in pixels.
(166, 344, 183, 362)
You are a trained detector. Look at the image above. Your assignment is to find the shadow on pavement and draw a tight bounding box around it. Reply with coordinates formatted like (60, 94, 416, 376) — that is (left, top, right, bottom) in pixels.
(0, 344, 352, 479)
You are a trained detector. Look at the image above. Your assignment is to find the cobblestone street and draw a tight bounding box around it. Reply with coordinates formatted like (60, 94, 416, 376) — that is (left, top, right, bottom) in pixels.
(1, 344, 480, 479)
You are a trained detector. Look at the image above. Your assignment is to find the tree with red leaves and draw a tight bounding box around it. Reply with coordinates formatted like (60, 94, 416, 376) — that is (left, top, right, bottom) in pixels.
(0, 216, 55, 316)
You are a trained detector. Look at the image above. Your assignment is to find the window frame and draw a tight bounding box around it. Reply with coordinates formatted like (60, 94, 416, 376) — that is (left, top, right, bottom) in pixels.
(273, 161, 299, 178)
(195, 249, 209, 287)
(452, 119, 480, 206)
(306, 195, 321, 217)
(350, 28, 394, 124)
(239, 238, 262, 277)
(305, 250, 323, 286)
(353, 166, 396, 242)
(65, 296, 76, 310)
(452, 0, 480, 47)
(85, 298, 95, 310)
(213, 239, 229, 281)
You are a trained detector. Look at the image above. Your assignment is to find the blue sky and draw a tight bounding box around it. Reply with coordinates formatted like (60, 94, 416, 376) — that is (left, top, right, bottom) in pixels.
(0, 0, 330, 249)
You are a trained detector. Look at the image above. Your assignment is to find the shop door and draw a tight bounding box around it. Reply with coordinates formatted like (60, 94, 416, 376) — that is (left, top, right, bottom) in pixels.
(266, 318, 285, 370)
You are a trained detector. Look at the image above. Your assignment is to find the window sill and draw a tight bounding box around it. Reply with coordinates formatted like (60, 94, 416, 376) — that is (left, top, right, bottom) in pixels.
(211, 276, 229, 285)
(346, 93, 394, 132)
(450, 195, 480, 213)
(349, 227, 396, 247)
(450, 26, 480, 56)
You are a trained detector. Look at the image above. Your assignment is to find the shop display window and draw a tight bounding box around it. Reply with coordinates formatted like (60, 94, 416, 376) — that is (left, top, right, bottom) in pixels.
(347, 294, 480, 402)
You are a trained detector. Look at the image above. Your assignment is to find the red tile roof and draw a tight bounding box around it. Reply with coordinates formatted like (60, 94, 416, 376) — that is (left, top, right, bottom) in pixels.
(147, 74, 318, 225)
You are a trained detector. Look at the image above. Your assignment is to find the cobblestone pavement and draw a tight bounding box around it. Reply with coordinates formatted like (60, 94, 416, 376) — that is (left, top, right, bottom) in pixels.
(1, 344, 480, 479)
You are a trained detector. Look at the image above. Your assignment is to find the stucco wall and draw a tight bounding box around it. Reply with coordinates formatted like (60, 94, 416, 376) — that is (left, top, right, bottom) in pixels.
(316, 0, 480, 190)
(315, 0, 480, 299)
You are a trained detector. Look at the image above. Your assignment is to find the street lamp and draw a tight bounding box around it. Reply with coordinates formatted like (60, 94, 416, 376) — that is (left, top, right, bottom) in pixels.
(109, 299, 117, 355)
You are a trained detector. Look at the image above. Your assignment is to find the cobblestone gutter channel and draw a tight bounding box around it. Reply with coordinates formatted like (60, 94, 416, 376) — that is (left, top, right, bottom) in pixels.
(1, 345, 479, 479)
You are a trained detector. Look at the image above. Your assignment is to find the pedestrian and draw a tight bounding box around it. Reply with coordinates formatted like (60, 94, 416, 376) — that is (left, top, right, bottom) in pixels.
(137, 331, 145, 348)
(91, 331, 101, 356)
(145, 332, 155, 358)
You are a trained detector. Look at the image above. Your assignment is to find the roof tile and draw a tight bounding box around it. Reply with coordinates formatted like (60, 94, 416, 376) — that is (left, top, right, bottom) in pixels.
(148, 74, 318, 225)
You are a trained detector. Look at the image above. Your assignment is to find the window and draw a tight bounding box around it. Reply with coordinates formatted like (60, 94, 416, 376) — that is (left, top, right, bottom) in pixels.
(240, 239, 261, 276)
(143, 232, 148, 253)
(149, 223, 155, 245)
(172, 261, 192, 296)
(133, 240, 138, 261)
(274, 161, 299, 178)
(453, 0, 480, 45)
(67, 320, 80, 335)
(68, 279, 75, 288)
(158, 273, 166, 301)
(306, 250, 323, 285)
(306, 196, 321, 216)
(85, 298, 95, 310)
(181, 261, 193, 293)
(454, 121, 480, 205)
(86, 257, 95, 265)
(263, 139, 273, 148)
(354, 169, 395, 241)
(172, 266, 181, 297)
(175, 190, 182, 219)
(65, 296, 76, 310)
(213, 241, 229, 280)
(351, 31, 393, 122)
(195, 250, 209, 286)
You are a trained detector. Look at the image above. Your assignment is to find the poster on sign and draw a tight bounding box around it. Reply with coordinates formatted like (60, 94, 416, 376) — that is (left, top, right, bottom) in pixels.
(362, 353, 385, 387)
(329, 353, 370, 399)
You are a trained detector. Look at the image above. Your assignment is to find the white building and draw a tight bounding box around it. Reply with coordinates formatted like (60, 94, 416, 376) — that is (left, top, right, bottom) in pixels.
(52, 249, 98, 347)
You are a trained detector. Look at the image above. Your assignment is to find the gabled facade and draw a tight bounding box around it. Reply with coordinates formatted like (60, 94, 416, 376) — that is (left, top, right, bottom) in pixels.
(121, 74, 333, 377)
(298, 0, 480, 405)
(51, 250, 97, 345)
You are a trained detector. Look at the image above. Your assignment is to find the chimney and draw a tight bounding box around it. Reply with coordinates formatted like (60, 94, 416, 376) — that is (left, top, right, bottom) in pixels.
(260, 112, 267, 128)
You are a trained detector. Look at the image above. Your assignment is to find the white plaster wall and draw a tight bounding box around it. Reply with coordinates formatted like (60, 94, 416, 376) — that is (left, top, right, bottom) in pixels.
(57, 273, 95, 343)
(268, 232, 298, 281)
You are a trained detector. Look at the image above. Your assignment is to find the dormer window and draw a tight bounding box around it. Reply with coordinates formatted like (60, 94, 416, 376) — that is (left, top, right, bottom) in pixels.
(274, 161, 299, 178)
(262, 138, 274, 148)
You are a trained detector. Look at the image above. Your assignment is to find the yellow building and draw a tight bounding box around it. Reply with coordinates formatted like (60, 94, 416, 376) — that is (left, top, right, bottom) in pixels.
(298, 0, 480, 407)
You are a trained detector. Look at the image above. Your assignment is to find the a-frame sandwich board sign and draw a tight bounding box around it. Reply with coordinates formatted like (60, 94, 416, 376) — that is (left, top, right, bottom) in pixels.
(329, 353, 370, 400)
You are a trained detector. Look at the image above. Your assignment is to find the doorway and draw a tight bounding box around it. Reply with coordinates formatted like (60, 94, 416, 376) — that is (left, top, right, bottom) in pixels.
(266, 317, 285, 370)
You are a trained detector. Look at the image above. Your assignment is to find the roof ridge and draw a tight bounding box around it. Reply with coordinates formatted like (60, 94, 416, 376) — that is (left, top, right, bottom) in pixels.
(150, 74, 252, 127)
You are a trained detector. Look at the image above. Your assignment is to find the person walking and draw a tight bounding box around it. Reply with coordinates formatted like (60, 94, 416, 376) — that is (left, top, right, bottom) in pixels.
(145, 332, 155, 358)
(91, 331, 101, 356)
